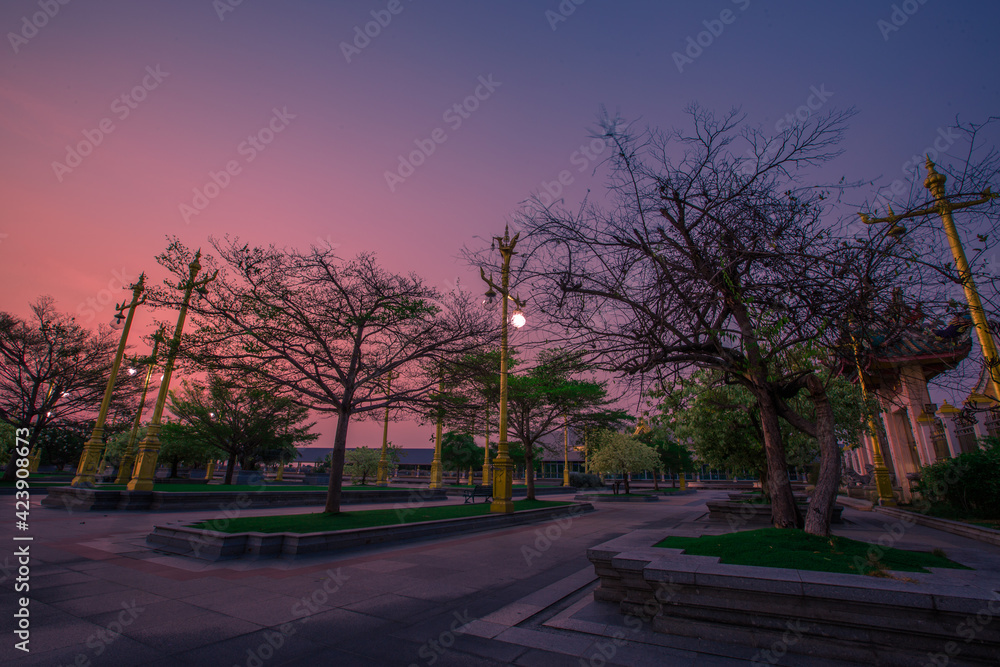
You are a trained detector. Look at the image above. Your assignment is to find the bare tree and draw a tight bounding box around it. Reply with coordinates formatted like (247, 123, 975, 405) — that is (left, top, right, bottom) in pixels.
(0, 297, 141, 481)
(155, 238, 496, 513)
(510, 105, 909, 534)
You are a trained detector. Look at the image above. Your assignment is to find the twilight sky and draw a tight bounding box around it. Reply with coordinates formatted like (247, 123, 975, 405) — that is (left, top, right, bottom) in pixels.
(2, 0, 998, 450)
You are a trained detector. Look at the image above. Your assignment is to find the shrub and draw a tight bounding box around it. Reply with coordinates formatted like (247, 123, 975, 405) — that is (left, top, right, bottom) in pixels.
(913, 437, 1000, 518)
(569, 472, 604, 488)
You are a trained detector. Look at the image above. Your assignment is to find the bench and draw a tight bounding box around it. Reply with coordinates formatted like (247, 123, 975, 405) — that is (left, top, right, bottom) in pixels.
(463, 485, 492, 504)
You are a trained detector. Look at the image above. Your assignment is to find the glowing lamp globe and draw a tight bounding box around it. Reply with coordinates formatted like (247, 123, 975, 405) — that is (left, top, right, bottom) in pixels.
(511, 310, 526, 329)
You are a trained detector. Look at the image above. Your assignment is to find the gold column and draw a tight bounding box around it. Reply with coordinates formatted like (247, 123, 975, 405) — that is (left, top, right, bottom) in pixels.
(376, 372, 393, 486)
(429, 380, 444, 489)
(562, 414, 571, 487)
(115, 329, 162, 484)
(128, 252, 217, 492)
(72, 275, 146, 487)
(481, 407, 491, 485)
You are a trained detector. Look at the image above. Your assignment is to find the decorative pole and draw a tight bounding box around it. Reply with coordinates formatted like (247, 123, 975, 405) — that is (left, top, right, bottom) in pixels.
(429, 379, 444, 489)
(481, 406, 491, 486)
(127, 251, 217, 492)
(562, 414, 571, 487)
(114, 328, 162, 484)
(376, 371, 394, 486)
(860, 158, 1000, 397)
(72, 274, 146, 487)
(849, 328, 896, 506)
(480, 225, 526, 514)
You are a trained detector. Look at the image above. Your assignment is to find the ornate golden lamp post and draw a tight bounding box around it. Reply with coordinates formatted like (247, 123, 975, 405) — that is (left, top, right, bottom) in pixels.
(562, 414, 571, 487)
(71, 275, 146, 487)
(481, 408, 492, 486)
(127, 252, 217, 491)
(114, 328, 163, 484)
(860, 158, 999, 397)
(376, 371, 394, 486)
(480, 225, 526, 513)
(429, 379, 445, 489)
(849, 329, 896, 506)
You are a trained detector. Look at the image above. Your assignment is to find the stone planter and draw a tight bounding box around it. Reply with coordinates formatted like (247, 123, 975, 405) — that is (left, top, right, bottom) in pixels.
(707, 500, 843, 523)
(588, 530, 1000, 666)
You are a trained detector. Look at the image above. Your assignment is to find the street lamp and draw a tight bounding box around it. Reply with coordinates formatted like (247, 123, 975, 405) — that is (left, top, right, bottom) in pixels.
(127, 250, 218, 492)
(376, 371, 394, 486)
(429, 379, 445, 489)
(480, 225, 526, 514)
(114, 328, 163, 484)
(860, 157, 1000, 398)
(72, 274, 147, 487)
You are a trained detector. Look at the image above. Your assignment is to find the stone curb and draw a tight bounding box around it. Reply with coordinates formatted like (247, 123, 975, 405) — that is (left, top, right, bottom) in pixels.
(147, 502, 595, 561)
(873, 505, 1000, 548)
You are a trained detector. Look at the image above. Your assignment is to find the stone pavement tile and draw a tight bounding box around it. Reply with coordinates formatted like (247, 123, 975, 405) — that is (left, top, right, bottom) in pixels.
(2, 606, 105, 657)
(291, 607, 397, 646)
(395, 579, 480, 602)
(281, 645, 375, 666)
(50, 587, 168, 618)
(332, 633, 431, 664)
(6, 634, 171, 667)
(458, 619, 509, 639)
(447, 632, 530, 663)
(494, 626, 596, 656)
(178, 588, 306, 626)
(171, 625, 327, 666)
(84, 599, 264, 654)
(480, 601, 543, 626)
(30, 578, 131, 604)
(515, 647, 620, 667)
(27, 570, 99, 590)
(349, 558, 419, 573)
(341, 591, 442, 623)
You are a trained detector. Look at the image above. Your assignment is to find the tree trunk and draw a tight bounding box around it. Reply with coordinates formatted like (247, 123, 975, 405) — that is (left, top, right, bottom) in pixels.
(324, 409, 351, 514)
(803, 376, 841, 536)
(755, 389, 799, 528)
(224, 452, 236, 485)
(169, 459, 179, 478)
(524, 443, 536, 500)
(653, 470, 660, 491)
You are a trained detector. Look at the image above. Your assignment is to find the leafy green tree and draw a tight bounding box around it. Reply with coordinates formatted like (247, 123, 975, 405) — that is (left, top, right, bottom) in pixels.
(440, 430, 482, 484)
(506, 349, 616, 499)
(157, 421, 224, 478)
(636, 425, 696, 489)
(589, 431, 660, 494)
(344, 445, 380, 485)
(167, 375, 318, 484)
(36, 419, 90, 471)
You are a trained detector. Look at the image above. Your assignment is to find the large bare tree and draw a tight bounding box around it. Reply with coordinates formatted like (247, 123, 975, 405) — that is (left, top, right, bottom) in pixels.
(156, 238, 496, 513)
(0, 297, 141, 481)
(511, 106, 910, 534)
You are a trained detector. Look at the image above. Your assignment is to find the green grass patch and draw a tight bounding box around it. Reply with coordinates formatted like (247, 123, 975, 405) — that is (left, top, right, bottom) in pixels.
(654, 527, 971, 576)
(188, 499, 571, 533)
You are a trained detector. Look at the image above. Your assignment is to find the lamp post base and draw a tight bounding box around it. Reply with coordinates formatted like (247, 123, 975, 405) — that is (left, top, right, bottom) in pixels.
(71, 430, 106, 488)
(490, 458, 514, 514)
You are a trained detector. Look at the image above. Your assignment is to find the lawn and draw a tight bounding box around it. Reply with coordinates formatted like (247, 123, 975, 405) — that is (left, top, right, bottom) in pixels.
(188, 499, 571, 533)
(655, 527, 971, 576)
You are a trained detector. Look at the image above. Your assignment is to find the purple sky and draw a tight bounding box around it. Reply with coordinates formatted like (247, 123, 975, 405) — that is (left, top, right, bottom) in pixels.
(2, 0, 998, 449)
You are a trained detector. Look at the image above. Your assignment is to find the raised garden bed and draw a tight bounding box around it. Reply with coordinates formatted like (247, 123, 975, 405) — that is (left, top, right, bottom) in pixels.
(41, 486, 446, 512)
(147, 501, 594, 561)
(707, 500, 843, 524)
(588, 530, 1000, 666)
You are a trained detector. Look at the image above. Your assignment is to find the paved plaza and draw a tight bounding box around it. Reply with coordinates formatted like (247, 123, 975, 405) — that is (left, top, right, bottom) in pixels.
(3, 489, 999, 666)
